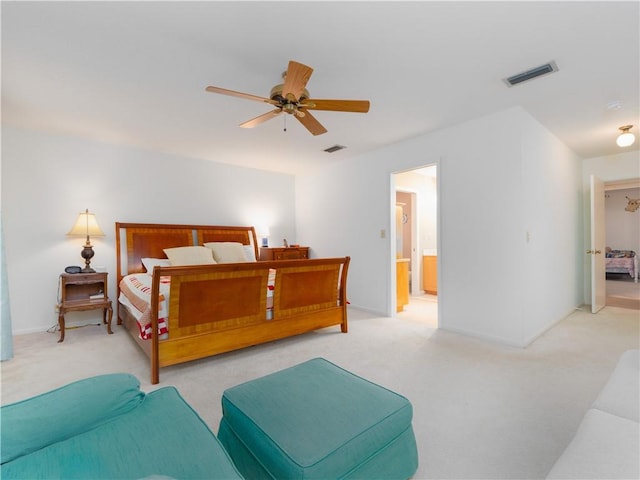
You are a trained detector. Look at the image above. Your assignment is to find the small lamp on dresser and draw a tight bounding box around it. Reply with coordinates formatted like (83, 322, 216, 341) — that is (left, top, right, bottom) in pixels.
(67, 208, 104, 273)
(259, 227, 270, 247)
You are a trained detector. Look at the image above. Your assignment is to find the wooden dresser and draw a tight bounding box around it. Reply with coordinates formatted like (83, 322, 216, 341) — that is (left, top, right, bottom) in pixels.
(259, 246, 309, 261)
(396, 258, 410, 312)
(422, 254, 437, 295)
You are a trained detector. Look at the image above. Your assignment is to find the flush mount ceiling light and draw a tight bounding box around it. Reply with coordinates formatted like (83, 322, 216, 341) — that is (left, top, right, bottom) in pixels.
(616, 125, 636, 147)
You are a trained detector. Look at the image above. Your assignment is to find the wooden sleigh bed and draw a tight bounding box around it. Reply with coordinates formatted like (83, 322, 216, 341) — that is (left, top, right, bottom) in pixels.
(116, 223, 350, 384)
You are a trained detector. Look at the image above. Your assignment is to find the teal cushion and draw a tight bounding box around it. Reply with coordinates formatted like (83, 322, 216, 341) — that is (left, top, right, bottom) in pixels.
(1, 373, 144, 464)
(219, 358, 418, 479)
(1, 386, 243, 479)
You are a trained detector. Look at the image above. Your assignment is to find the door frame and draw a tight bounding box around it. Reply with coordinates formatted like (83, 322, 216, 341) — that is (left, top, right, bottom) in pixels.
(589, 175, 606, 313)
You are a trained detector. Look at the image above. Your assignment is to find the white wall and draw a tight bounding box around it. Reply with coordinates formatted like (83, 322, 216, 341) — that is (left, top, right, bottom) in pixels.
(581, 150, 640, 302)
(520, 116, 583, 344)
(2, 126, 297, 334)
(605, 187, 640, 253)
(296, 106, 583, 347)
(295, 151, 400, 315)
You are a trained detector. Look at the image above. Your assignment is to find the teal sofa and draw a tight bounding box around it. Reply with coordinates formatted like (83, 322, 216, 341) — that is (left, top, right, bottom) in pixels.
(0, 374, 242, 480)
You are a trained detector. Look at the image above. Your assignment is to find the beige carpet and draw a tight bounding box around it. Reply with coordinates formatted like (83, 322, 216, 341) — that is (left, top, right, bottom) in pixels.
(2, 305, 638, 479)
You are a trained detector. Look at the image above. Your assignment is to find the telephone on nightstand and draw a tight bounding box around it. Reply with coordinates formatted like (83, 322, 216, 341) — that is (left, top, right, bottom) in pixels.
(64, 266, 82, 274)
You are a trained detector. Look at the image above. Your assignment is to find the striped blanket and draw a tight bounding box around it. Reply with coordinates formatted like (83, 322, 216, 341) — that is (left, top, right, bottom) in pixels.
(119, 274, 171, 340)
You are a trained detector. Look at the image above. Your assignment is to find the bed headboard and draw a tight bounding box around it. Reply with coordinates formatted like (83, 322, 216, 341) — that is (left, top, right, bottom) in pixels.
(115, 222, 258, 280)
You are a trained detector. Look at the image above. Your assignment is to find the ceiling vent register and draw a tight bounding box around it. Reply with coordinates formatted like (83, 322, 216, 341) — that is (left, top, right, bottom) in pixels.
(324, 145, 347, 153)
(503, 61, 559, 87)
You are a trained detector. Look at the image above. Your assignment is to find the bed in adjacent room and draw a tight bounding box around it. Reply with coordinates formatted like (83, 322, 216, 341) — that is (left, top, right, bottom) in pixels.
(116, 223, 350, 384)
(605, 248, 638, 282)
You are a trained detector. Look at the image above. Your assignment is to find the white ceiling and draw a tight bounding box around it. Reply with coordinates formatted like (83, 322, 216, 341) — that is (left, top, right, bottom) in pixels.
(2, 1, 639, 175)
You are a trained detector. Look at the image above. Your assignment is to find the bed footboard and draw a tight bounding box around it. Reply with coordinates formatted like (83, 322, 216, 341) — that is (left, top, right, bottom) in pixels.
(146, 258, 349, 384)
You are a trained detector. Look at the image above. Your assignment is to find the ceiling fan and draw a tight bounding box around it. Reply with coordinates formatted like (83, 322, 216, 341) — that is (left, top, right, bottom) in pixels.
(205, 60, 370, 136)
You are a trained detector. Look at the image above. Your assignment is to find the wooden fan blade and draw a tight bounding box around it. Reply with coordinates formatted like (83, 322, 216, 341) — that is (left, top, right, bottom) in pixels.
(240, 109, 283, 128)
(303, 99, 370, 113)
(206, 86, 278, 105)
(295, 110, 327, 136)
(282, 61, 313, 101)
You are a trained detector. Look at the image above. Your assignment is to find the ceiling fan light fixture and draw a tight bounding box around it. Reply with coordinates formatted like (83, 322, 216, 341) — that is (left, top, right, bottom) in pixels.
(616, 125, 636, 147)
(206, 60, 369, 136)
(270, 84, 310, 102)
(282, 103, 297, 115)
(270, 83, 284, 100)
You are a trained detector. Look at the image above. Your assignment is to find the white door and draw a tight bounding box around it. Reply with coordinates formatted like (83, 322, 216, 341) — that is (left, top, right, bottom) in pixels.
(590, 175, 606, 313)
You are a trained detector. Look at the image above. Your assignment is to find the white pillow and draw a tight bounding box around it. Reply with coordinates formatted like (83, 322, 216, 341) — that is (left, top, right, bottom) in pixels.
(243, 245, 257, 262)
(163, 246, 216, 266)
(141, 258, 171, 272)
(203, 242, 249, 263)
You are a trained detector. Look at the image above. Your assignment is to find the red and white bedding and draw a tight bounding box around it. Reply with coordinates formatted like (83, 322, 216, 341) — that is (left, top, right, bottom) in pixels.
(118, 269, 276, 340)
(119, 274, 171, 340)
(605, 257, 638, 280)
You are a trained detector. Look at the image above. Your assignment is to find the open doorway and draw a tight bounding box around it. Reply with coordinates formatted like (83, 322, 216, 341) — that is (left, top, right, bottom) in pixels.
(392, 164, 438, 327)
(604, 179, 640, 309)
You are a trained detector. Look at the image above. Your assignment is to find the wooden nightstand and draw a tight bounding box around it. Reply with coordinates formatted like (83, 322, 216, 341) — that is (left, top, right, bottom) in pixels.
(57, 272, 113, 343)
(259, 246, 309, 261)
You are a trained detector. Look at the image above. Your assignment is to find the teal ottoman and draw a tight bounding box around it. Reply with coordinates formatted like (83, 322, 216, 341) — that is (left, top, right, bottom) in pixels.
(218, 358, 418, 479)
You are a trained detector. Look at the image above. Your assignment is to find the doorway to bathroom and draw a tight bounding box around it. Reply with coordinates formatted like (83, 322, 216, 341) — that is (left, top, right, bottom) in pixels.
(393, 164, 438, 327)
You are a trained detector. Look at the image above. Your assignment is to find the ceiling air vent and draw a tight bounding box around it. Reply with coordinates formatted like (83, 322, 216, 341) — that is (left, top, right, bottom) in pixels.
(324, 145, 346, 153)
(503, 61, 559, 87)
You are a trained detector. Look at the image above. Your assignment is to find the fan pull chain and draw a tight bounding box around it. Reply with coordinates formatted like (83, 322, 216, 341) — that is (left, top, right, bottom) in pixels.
(283, 115, 287, 133)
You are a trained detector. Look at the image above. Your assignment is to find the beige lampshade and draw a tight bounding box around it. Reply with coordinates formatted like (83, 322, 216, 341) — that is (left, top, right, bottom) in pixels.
(67, 209, 105, 237)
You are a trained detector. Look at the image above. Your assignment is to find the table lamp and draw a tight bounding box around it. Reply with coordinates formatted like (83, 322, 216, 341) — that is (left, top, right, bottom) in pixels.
(67, 208, 105, 273)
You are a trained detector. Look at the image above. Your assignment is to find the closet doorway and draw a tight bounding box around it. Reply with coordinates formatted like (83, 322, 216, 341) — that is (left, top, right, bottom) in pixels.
(392, 164, 438, 327)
